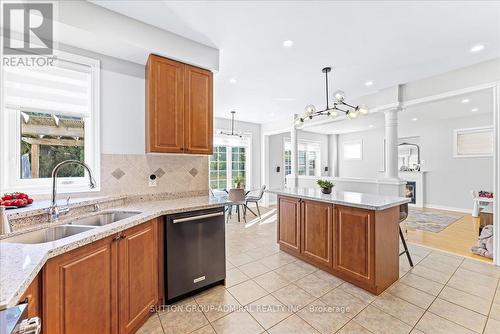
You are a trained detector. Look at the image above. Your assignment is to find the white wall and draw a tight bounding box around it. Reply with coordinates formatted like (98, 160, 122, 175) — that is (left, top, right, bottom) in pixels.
(58, 44, 147, 154)
(338, 130, 385, 179)
(337, 113, 494, 210)
(214, 118, 261, 190)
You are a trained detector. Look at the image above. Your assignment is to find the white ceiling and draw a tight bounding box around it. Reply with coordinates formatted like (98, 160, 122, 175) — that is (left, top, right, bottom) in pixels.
(92, 1, 500, 124)
(305, 89, 494, 134)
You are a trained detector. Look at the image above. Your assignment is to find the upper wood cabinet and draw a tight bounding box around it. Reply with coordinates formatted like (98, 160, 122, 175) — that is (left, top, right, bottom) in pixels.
(146, 54, 213, 154)
(184, 65, 213, 154)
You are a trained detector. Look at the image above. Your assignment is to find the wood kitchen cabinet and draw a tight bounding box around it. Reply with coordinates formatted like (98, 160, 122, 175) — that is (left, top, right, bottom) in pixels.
(277, 195, 400, 295)
(333, 205, 374, 285)
(18, 273, 41, 319)
(183, 64, 213, 154)
(43, 234, 118, 334)
(301, 200, 334, 268)
(42, 219, 159, 334)
(277, 196, 301, 254)
(146, 54, 213, 154)
(118, 219, 158, 334)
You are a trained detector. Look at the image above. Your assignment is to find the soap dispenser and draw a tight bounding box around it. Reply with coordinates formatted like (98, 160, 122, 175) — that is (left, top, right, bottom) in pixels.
(0, 206, 11, 235)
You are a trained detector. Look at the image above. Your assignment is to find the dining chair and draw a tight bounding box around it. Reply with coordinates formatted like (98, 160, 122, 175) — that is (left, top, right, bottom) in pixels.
(246, 185, 266, 218)
(399, 203, 414, 267)
(227, 188, 247, 223)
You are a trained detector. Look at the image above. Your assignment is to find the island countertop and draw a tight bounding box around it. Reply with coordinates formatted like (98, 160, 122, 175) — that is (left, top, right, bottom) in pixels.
(267, 187, 410, 211)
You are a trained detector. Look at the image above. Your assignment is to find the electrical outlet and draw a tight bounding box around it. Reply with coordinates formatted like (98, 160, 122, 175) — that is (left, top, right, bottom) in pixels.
(148, 174, 157, 187)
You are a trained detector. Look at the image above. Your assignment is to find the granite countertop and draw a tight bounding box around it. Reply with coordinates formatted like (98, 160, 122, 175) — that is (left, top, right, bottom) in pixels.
(0, 195, 229, 310)
(267, 187, 410, 210)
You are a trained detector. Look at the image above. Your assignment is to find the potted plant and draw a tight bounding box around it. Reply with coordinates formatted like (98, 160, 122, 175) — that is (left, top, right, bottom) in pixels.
(317, 179, 334, 194)
(234, 176, 245, 189)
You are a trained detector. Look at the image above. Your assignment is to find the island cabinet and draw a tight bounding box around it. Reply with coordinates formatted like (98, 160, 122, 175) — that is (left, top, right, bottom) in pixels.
(277, 195, 400, 295)
(277, 197, 333, 266)
(300, 199, 334, 268)
(277, 196, 301, 252)
(146, 54, 213, 155)
(42, 218, 159, 334)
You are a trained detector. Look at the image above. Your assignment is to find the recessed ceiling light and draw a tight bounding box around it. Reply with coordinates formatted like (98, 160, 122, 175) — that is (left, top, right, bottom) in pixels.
(470, 44, 485, 53)
(273, 97, 296, 102)
(283, 40, 294, 48)
(471, 108, 479, 112)
(365, 81, 374, 87)
(369, 124, 374, 128)
(229, 78, 237, 84)
(461, 98, 470, 104)
(412, 117, 418, 121)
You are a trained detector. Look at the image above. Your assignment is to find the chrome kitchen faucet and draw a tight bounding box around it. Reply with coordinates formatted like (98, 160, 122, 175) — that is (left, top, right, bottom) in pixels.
(48, 160, 96, 222)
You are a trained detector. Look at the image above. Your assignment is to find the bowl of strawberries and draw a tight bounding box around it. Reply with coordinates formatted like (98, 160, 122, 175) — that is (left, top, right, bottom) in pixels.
(1, 192, 34, 209)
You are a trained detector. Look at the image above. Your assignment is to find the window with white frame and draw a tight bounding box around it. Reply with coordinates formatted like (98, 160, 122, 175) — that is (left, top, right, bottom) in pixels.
(284, 139, 321, 177)
(454, 126, 493, 158)
(0, 51, 100, 194)
(342, 140, 363, 160)
(209, 133, 251, 190)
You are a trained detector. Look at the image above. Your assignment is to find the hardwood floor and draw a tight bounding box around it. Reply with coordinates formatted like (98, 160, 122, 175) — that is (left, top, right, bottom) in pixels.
(403, 207, 492, 263)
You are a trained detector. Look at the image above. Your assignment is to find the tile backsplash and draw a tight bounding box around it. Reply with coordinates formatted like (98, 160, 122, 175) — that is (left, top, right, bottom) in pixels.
(27, 153, 209, 201)
(100, 154, 208, 195)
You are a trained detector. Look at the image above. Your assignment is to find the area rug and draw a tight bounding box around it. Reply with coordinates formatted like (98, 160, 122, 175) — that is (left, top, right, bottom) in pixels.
(401, 209, 464, 233)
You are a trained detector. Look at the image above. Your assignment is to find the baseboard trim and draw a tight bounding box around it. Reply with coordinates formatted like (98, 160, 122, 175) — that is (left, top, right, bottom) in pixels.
(423, 203, 470, 214)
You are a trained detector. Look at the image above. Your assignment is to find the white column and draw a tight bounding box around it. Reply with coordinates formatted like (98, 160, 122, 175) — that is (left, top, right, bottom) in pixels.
(290, 116, 299, 188)
(261, 134, 270, 206)
(384, 108, 399, 180)
(328, 134, 339, 177)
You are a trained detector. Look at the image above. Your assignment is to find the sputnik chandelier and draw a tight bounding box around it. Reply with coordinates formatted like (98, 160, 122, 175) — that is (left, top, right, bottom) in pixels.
(296, 67, 369, 126)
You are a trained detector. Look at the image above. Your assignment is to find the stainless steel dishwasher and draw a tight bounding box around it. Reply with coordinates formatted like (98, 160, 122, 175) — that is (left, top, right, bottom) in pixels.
(165, 207, 226, 303)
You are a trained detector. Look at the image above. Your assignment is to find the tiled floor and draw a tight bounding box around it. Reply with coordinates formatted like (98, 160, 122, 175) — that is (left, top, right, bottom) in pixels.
(138, 207, 500, 334)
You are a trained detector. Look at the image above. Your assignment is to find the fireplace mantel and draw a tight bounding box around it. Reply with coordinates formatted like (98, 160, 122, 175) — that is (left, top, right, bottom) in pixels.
(399, 171, 427, 207)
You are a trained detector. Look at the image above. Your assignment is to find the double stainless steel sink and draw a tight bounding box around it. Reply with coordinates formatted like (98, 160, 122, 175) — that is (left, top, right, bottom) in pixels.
(2, 211, 141, 244)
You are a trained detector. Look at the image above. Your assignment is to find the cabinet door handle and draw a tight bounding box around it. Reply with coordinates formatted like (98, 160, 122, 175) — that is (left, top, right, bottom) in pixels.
(113, 233, 122, 242)
(172, 212, 223, 224)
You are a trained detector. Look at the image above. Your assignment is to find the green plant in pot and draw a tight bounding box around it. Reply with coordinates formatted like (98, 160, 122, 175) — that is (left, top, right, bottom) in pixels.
(234, 175, 245, 189)
(317, 179, 334, 194)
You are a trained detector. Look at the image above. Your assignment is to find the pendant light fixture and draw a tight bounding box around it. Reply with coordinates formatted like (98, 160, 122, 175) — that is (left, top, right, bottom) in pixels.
(217, 111, 243, 138)
(296, 67, 369, 126)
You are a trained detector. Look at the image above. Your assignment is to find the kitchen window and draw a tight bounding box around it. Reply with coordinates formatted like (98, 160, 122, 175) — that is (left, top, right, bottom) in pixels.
(209, 134, 251, 190)
(284, 139, 321, 177)
(0, 51, 100, 194)
(453, 126, 494, 157)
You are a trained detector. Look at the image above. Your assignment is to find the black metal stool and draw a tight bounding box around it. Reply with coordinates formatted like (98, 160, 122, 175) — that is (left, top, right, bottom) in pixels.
(399, 203, 414, 267)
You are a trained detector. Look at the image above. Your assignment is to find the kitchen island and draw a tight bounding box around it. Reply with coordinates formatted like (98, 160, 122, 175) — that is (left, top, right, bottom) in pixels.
(267, 188, 410, 295)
